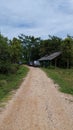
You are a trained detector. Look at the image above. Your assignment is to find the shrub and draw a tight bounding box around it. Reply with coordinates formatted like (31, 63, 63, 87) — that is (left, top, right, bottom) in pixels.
(0, 62, 19, 74)
(0, 80, 7, 87)
(9, 64, 19, 74)
(0, 61, 11, 74)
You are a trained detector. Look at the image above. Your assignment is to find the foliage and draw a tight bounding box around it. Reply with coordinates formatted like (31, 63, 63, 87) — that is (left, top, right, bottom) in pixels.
(0, 34, 11, 73)
(0, 80, 7, 87)
(10, 37, 23, 64)
(40, 36, 62, 57)
(61, 36, 73, 68)
(0, 33, 73, 71)
(18, 34, 41, 63)
(0, 34, 23, 74)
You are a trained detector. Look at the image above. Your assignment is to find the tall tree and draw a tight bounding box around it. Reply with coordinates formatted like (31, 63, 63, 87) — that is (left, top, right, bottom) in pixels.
(39, 35, 62, 57)
(10, 38, 23, 63)
(18, 34, 41, 62)
(0, 34, 10, 73)
(61, 36, 73, 68)
(48, 35, 62, 53)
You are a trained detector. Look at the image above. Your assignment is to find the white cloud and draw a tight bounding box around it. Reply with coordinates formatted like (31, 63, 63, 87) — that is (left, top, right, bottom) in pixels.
(0, 0, 73, 39)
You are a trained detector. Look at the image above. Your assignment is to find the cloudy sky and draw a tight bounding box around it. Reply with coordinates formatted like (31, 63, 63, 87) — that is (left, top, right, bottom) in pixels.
(0, 0, 73, 39)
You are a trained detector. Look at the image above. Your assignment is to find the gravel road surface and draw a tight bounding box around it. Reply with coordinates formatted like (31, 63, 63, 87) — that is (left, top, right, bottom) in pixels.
(0, 67, 73, 130)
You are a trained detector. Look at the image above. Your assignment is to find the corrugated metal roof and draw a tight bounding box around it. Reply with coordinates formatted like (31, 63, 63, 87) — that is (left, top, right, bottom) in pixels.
(39, 52, 61, 61)
(38, 55, 48, 61)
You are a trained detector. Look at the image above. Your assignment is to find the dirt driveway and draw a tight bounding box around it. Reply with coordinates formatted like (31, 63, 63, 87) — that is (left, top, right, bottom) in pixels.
(0, 67, 73, 130)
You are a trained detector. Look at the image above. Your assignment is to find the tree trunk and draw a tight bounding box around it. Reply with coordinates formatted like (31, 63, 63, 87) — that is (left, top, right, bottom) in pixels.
(55, 59, 57, 68)
(67, 59, 69, 69)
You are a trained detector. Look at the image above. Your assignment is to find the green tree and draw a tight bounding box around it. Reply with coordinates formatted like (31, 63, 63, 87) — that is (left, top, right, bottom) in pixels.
(0, 34, 11, 73)
(61, 36, 73, 68)
(10, 38, 23, 63)
(48, 35, 62, 53)
(39, 35, 62, 57)
(19, 34, 40, 63)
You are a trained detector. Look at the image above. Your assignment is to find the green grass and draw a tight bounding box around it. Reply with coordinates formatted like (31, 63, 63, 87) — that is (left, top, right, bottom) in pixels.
(42, 67, 73, 95)
(0, 65, 29, 102)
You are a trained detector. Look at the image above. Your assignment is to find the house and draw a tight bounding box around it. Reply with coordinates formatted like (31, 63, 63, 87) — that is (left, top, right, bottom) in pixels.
(39, 52, 62, 67)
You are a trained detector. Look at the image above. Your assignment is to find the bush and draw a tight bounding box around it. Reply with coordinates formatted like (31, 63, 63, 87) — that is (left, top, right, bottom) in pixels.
(0, 61, 11, 74)
(0, 80, 7, 87)
(0, 62, 19, 74)
(9, 64, 19, 74)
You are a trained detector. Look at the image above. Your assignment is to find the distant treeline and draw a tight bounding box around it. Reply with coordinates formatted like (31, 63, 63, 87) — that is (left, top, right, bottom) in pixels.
(0, 33, 73, 73)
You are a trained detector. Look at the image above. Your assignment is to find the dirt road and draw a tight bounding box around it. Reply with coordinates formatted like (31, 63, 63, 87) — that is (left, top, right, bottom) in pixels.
(0, 67, 73, 130)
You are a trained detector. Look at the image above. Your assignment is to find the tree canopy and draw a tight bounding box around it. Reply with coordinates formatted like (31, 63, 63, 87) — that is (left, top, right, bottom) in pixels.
(0, 33, 73, 74)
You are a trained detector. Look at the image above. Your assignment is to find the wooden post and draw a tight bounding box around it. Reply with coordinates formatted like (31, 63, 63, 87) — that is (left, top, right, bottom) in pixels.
(49, 60, 52, 68)
(55, 58, 57, 68)
(67, 59, 69, 69)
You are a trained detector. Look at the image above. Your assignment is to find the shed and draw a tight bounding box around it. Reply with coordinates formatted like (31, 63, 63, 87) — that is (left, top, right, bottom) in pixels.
(39, 51, 62, 67)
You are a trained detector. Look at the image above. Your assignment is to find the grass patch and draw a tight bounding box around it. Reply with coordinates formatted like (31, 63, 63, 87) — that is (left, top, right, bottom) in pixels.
(42, 67, 73, 95)
(0, 65, 29, 102)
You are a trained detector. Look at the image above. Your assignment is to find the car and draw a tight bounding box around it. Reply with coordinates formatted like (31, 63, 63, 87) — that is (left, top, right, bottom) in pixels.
(33, 60, 40, 67)
(29, 61, 34, 66)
